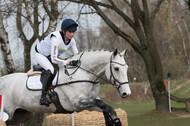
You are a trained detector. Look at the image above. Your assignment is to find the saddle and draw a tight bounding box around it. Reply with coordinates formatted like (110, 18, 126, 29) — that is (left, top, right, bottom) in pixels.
(26, 65, 59, 91)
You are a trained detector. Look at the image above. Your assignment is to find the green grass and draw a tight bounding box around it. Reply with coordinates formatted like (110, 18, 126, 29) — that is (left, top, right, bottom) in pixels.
(110, 100, 190, 126)
(100, 80, 190, 126)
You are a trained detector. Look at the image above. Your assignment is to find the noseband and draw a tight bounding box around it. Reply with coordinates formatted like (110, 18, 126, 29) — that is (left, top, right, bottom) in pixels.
(109, 54, 129, 89)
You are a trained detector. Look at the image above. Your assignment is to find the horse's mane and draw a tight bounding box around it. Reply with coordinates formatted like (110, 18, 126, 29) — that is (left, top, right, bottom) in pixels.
(69, 49, 111, 60)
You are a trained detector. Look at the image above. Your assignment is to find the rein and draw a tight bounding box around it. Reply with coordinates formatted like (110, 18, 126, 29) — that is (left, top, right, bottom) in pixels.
(78, 66, 111, 84)
(56, 80, 99, 86)
(58, 52, 129, 89)
(58, 53, 100, 86)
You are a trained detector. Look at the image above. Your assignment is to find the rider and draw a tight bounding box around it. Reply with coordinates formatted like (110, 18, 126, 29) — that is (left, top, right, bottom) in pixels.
(35, 19, 79, 106)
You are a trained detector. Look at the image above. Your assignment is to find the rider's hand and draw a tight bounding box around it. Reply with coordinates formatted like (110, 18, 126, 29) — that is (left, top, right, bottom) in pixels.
(69, 60, 79, 66)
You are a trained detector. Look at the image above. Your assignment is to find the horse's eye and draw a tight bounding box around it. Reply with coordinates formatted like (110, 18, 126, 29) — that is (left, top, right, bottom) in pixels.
(114, 67, 119, 71)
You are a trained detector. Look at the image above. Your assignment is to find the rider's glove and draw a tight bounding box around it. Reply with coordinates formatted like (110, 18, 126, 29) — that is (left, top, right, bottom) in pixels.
(69, 60, 79, 66)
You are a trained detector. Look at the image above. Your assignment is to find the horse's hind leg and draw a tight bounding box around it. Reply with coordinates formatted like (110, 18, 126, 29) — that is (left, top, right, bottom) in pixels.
(6, 109, 33, 125)
(77, 98, 122, 126)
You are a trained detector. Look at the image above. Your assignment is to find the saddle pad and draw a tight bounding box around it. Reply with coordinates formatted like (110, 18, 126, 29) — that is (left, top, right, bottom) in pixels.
(26, 73, 58, 91)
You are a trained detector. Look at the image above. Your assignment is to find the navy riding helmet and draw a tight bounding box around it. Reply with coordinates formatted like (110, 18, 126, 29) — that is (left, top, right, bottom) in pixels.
(61, 19, 78, 32)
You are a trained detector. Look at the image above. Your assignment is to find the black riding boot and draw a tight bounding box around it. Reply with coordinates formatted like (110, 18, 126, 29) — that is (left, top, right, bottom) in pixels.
(40, 69, 53, 106)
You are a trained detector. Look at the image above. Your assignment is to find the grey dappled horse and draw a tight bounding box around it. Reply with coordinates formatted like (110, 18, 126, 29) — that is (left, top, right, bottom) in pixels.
(0, 49, 131, 126)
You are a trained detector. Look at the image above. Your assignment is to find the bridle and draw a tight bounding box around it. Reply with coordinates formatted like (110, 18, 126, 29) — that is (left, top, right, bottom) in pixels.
(63, 52, 129, 90)
(109, 54, 129, 89)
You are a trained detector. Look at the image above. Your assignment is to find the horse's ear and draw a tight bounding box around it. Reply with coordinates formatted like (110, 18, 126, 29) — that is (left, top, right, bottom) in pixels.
(121, 49, 127, 56)
(113, 48, 118, 56)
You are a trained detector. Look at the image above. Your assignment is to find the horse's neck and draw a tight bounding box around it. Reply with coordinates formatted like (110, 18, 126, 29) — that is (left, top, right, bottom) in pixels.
(81, 51, 111, 75)
(58, 51, 111, 82)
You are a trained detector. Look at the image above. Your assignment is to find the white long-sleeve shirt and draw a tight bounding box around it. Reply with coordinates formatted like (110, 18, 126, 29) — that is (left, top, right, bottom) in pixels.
(36, 31, 78, 65)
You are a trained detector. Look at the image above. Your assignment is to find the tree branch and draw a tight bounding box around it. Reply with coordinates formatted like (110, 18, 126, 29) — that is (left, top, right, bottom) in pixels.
(107, 0, 135, 29)
(16, 0, 28, 42)
(150, 0, 165, 26)
(33, 0, 40, 40)
(89, 0, 141, 52)
(142, 0, 149, 21)
(123, 0, 131, 7)
(23, 0, 34, 29)
(39, 0, 59, 40)
(42, 0, 54, 19)
(60, 0, 113, 9)
(131, 0, 143, 22)
(76, 4, 85, 22)
(171, 94, 190, 102)
(61, 0, 135, 31)
(131, 0, 147, 46)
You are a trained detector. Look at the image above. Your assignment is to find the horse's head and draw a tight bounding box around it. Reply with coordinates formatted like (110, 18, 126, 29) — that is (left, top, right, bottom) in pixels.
(105, 49, 131, 98)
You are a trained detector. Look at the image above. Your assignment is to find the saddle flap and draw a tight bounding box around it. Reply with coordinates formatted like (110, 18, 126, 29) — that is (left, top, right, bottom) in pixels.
(26, 72, 58, 91)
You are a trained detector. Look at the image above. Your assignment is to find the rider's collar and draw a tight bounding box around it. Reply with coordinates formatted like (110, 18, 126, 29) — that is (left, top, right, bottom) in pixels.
(60, 31, 71, 45)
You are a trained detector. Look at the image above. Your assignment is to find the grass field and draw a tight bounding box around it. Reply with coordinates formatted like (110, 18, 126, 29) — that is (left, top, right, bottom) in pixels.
(100, 79, 190, 126)
(110, 100, 190, 126)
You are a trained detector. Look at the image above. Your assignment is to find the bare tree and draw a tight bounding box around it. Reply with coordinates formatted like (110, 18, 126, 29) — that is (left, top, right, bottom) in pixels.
(61, 0, 169, 111)
(16, 0, 59, 72)
(0, 9, 15, 74)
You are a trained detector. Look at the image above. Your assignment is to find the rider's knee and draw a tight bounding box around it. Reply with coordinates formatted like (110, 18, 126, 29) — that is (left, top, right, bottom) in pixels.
(48, 68, 54, 74)
(46, 69, 54, 75)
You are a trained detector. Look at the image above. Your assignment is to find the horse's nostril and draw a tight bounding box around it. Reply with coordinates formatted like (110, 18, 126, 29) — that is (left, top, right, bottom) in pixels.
(122, 92, 127, 98)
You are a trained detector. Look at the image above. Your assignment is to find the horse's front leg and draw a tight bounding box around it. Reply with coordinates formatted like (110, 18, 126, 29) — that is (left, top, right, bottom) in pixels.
(76, 98, 122, 126)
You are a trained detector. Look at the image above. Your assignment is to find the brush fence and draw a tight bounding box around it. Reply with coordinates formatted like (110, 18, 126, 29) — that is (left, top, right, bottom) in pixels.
(47, 108, 128, 126)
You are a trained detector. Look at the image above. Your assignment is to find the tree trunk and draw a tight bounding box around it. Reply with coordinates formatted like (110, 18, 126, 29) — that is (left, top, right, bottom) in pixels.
(141, 40, 169, 110)
(0, 10, 15, 74)
(24, 43, 32, 72)
(144, 57, 169, 111)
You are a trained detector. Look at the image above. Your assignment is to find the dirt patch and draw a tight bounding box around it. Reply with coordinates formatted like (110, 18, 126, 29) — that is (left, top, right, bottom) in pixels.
(144, 109, 190, 119)
(179, 114, 190, 118)
(171, 79, 190, 92)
